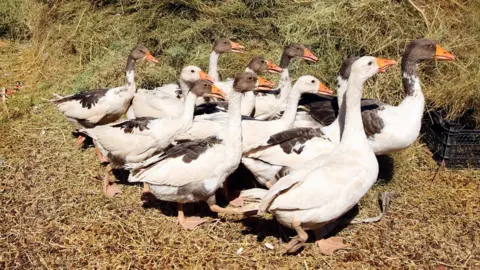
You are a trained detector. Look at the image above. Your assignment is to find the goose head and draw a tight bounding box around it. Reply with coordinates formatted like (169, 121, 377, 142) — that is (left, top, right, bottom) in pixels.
(190, 79, 226, 99)
(284, 43, 318, 62)
(404, 39, 455, 62)
(247, 56, 283, 74)
(213, 38, 245, 54)
(294, 76, 333, 95)
(351, 56, 397, 82)
(180, 66, 214, 84)
(233, 72, 271, 93)
(130, 44, 158, 63)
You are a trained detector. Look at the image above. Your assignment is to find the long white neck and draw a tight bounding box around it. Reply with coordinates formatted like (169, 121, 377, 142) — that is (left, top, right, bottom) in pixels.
(338, 75, 368, 151)
(179, 92, 197, 131)
(224, 91, 243, 162)
(279, 83, 301, 128)
(125, 56, 136, 94)
(209, 51, 220, 82)
(278, 68, 292, 102)
(179, 79, 190, 98)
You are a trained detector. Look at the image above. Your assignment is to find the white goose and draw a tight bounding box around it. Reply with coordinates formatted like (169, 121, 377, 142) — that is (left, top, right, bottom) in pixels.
(294, 39, 455, 155)
(253, 43, 319, 120)
(51, 44, 158, 145)
(258, 56, 393, 255)
(128, 66, 214, 119)
(81, 80, 225, 198)
(127, 72, 259, 229)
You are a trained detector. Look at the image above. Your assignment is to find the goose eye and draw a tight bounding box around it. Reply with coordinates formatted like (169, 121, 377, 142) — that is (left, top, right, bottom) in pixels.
(261, 60, 265, 63)
(224, 41, 228, 44)
(368, 61, 372, 66)
(311, 80, 315, 83)
(191, 70, 195, 73)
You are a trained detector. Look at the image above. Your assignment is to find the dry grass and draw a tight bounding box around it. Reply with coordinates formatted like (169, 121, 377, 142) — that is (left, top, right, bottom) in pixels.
(1, 0, 480, 268)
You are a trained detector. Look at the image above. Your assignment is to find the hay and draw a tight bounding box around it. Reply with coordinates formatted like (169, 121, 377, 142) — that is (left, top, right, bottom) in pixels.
(1, 0, 480, 268)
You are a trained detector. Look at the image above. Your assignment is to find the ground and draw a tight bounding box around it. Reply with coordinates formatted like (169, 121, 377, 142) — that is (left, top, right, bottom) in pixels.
(0, 103, 479, 269)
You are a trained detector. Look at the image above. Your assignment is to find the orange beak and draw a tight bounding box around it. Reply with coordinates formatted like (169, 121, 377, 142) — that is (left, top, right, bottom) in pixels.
(302, 48, 319, 62)
(434, 45, 455, 61)
(210, 84, 227, 99)
(0, 41, 6, 47)
(266, 60, 283, 73)
(375, 58, 397, 73)
(230, 41, 245, 53)
(318, 82, 334, 96)
(199, 70, 215, 83)
(145, 52, 159, 63)
(257, 76, 275, 90)
(6, 89, 14, 95)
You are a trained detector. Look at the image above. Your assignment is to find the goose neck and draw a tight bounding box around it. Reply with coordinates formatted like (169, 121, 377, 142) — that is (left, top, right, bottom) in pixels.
(179, 79, 191, 98)
(401, 56, 421, 97)
(125, 56, 136, 93)
(278, 68, 292, 101)
(180, 92, 197, 130)
(209, 51, 220, 82)
(225, 91, 243, 155)
(279, 85, 301, 127)
(338, 76, 367, 150)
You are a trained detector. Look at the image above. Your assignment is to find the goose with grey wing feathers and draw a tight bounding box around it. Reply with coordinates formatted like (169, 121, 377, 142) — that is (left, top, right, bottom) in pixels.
(80, 80, 225, 198)
(127, 72, 261, 230)
(295, 39, 455, 155)
(258, 56, 395, 255)
(51, 44, 158, 146)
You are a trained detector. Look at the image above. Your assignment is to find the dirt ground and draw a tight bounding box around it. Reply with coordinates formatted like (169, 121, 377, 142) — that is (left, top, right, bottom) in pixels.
(0, 102, 479, 269)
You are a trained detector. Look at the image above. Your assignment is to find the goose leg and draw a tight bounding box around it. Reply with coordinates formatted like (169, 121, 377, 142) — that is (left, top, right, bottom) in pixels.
(103, 164, 122, 198)
(75, 135, 86, 147)
(284, 219, 308, 254)
(177, 203, 207, 230)
(94, 145, 109, 163)
(314, 229, 345, 255)
(143, 183, 151, 194)
(207, 196, 256, 216)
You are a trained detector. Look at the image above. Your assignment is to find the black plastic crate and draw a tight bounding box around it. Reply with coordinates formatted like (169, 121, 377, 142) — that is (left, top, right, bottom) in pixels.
(421, 109, 480, 168)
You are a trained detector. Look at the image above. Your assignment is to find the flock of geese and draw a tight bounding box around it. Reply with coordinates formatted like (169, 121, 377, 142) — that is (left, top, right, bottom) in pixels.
(50, 38, 455, 254)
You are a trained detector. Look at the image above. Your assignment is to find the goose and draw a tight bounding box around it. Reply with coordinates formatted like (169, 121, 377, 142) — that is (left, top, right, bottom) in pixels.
(51, 44, 158, 146)
(195, 55, 282, 119)
(257, 56, 395, 255)
(295, 39, 455, 155)
(127, 72, 261, 229)
(127, 66, 214, 119)
(80, 80, 225, 198)
(253, 43, 319, 120)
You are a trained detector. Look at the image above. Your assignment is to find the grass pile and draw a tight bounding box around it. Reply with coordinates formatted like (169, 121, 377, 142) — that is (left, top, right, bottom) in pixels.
(0, 0, 479, 268)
